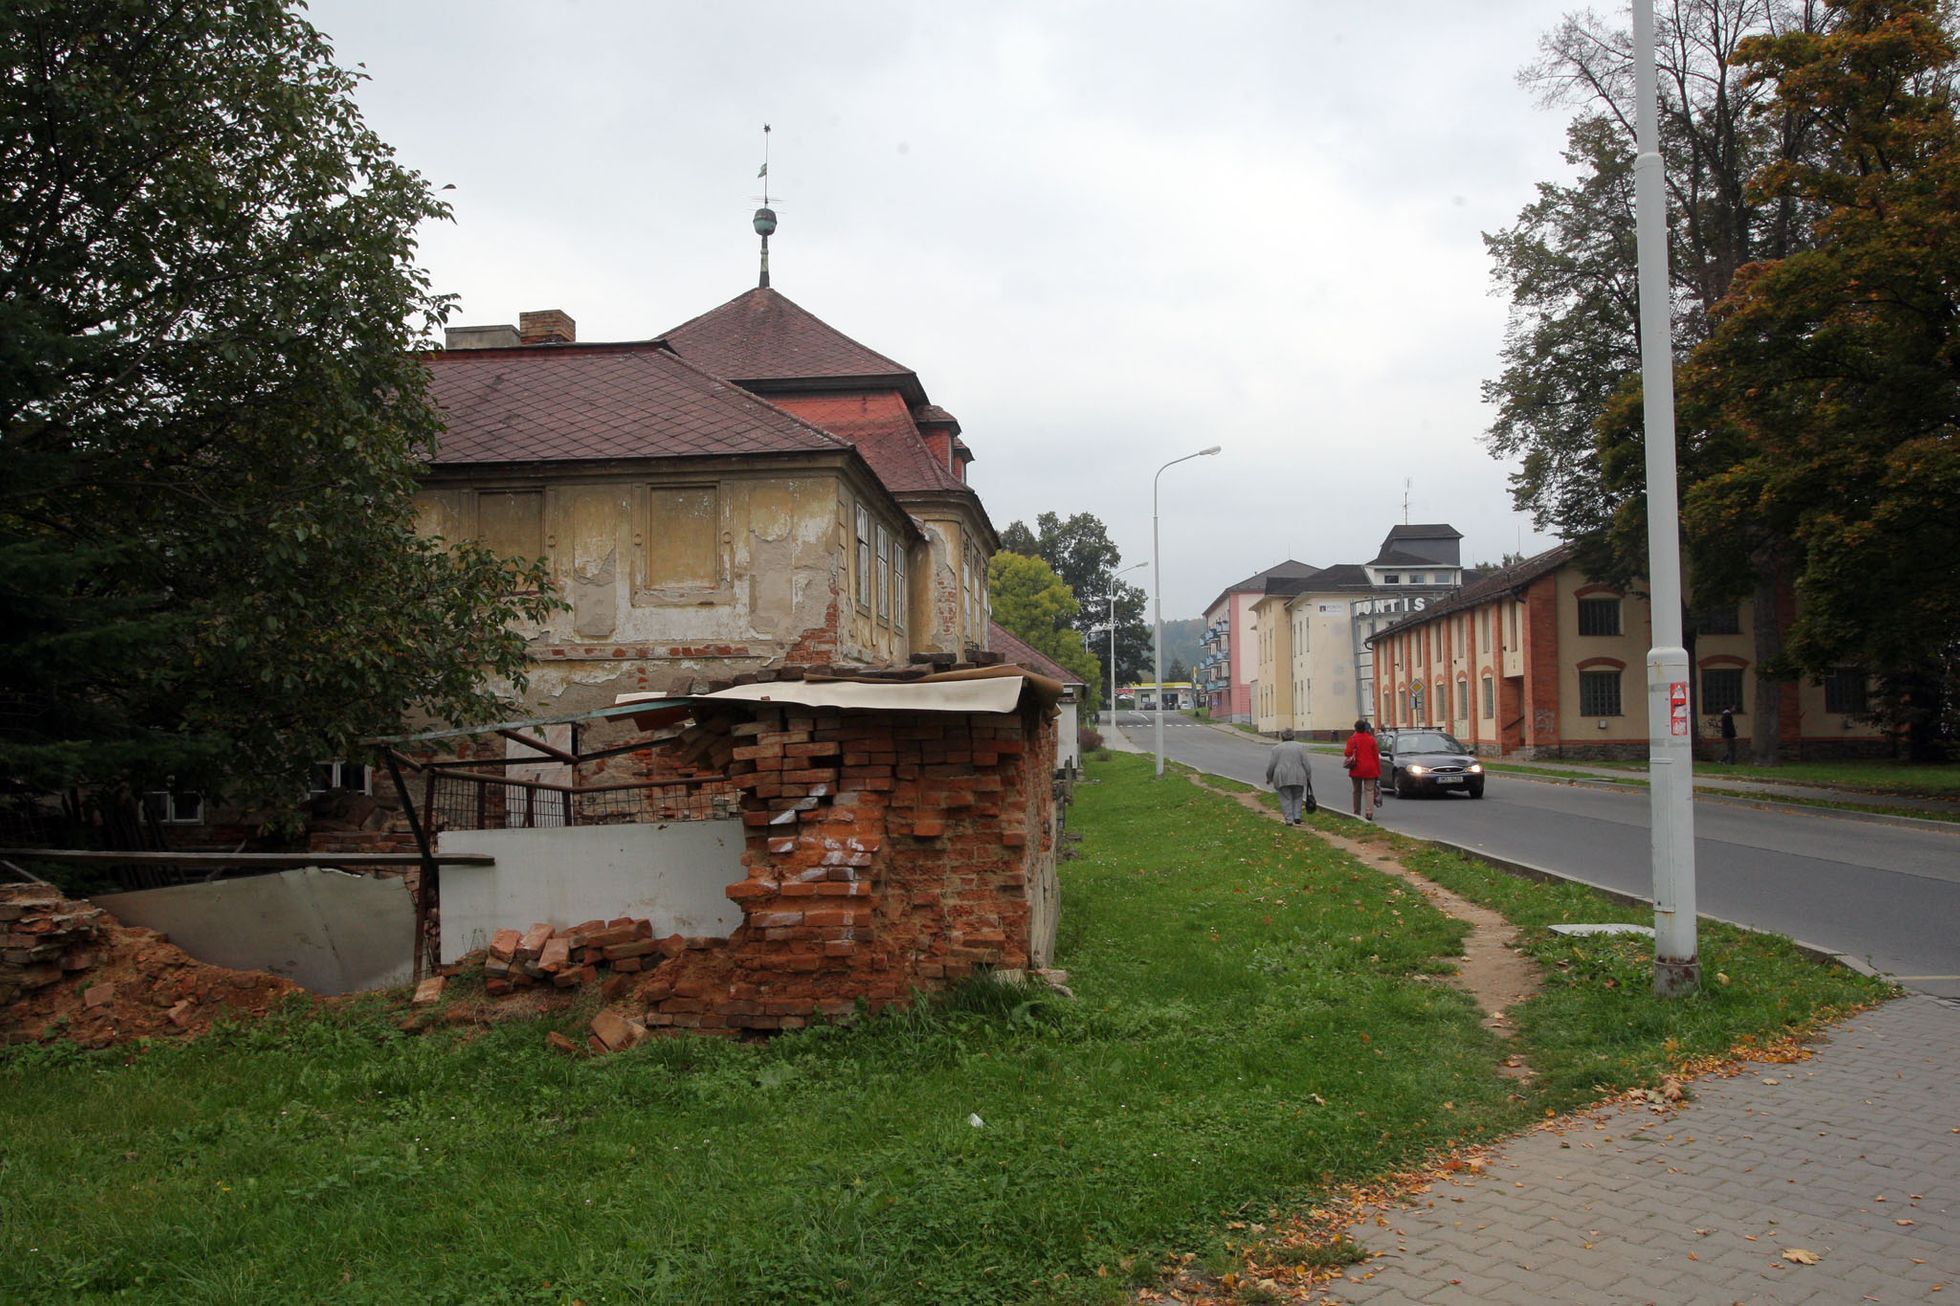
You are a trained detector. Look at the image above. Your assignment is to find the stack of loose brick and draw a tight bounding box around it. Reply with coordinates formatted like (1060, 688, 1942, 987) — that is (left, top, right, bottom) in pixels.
(482, 916, 666, 994)
(1, 883, 105, 1005)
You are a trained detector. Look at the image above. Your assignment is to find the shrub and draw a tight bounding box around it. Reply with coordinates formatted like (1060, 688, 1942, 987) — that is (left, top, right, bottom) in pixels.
(1078, 726, 1105, 753)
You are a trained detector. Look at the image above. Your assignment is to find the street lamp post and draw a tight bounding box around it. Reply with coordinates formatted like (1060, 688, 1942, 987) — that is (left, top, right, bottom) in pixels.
(1153, 445, 1222, 778)
(1107, 561, 1146, 729)
(1632, 0, 1699, 994)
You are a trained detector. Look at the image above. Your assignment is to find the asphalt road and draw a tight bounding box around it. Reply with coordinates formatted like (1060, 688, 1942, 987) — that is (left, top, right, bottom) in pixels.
(1108, 712, 1960, 999)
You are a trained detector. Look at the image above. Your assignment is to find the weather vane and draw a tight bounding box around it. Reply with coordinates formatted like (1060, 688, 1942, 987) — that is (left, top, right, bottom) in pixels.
(753, 123, 777, 289)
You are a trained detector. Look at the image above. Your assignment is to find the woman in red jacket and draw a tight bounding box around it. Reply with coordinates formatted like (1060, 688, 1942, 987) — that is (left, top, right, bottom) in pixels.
(1343, 719, 1380, 821)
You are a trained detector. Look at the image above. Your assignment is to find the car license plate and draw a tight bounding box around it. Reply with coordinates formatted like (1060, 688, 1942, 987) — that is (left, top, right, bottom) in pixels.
(1435, 775, 1463, 785)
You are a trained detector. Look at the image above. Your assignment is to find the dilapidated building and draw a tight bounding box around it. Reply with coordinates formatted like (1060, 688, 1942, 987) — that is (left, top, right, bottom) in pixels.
(416, 286, 997, 719)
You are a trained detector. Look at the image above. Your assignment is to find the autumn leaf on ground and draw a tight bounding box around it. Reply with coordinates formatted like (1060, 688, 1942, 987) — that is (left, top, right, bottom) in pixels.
(1781, 1248, 1822, 1265)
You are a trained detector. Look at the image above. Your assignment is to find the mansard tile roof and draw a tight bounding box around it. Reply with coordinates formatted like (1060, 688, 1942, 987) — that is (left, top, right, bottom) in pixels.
(422, 342, 852, 465)
(658, 287, 918, 389)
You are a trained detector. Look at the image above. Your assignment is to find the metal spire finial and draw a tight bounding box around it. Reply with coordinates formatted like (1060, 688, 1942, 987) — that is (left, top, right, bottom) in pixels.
(752, 123, 777, 288)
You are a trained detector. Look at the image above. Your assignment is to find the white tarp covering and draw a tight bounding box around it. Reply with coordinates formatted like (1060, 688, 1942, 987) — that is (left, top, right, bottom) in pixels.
(617, 672, 1029, 717)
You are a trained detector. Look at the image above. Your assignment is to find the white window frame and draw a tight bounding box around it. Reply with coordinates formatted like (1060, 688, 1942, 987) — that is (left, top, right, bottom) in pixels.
(875, 524, 892, 623)
(310, 760, 372, 795)
(855, 503, 873, 611)
(144, 790, 204, 825)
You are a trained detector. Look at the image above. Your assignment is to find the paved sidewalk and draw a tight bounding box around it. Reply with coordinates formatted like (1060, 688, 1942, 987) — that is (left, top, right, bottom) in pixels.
(1319, 995, 1958, 1304)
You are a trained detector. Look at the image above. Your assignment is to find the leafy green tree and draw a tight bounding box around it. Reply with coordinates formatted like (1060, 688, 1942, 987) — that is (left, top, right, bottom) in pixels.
(1678, 0, 1960, 758)
(987, 552, 1103, 710)
(998, 511, 1150, 684)
(1488, 0, 1835, 758)
(0, 0, 560, 809)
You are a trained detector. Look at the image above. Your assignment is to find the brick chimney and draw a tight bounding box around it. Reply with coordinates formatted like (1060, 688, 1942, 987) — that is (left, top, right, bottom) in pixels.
(518, 309, 576, 345)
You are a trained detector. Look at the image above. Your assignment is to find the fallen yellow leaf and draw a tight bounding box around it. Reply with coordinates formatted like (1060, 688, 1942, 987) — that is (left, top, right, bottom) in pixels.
(1782, 1248, 1822, 1265)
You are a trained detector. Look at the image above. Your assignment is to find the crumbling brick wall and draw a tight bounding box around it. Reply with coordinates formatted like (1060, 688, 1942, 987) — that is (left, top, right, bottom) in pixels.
(642, 697, 1058, 1034)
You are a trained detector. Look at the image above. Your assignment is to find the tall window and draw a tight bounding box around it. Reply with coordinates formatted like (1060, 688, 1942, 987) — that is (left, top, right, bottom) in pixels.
(1455, 677, 1468, 722)
(875, 524, 891, 622)
(1579, 669, 1622, 716)
(1480, 608, 1490, 653)
(1823, 667, 1868, 715)
(855, 504, 872, 610)
(1481, 676, 1494, 719)
(1577, 597, 1622, 636)
(1508, 601, 1519, 649)
(893, 543, 907, 630)
(1701, 668, 1745, 715)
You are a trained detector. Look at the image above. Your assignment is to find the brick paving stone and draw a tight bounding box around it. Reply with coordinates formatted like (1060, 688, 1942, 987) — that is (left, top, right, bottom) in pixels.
(1319, 995, 1958, 1303)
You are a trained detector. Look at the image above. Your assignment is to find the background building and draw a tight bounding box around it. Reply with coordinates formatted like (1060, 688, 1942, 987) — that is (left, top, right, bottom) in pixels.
(1222, 525, 1465, 735)
(1367, 545, 1890, 759)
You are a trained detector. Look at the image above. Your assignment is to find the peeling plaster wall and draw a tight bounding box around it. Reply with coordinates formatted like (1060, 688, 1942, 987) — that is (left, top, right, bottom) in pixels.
(417, 471, 861, 714)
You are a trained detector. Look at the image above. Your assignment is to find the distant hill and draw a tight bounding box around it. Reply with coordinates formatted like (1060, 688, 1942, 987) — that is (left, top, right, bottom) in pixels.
(1159, 618, 1205, 677)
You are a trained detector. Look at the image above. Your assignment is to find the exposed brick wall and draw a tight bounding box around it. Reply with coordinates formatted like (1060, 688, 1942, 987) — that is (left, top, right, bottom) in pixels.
(641, 699, 1058, 1035)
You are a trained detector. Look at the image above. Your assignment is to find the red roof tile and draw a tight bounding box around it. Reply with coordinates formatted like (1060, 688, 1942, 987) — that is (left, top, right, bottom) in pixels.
(767, 393, 969, 495)
(422, 342, 852, 465)
(658, 288, 918, 390)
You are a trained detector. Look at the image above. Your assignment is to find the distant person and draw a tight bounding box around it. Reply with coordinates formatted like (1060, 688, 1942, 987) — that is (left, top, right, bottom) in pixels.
(1720, 705, 1738, 764)
(1266, 728, 1315, 825)
(1343, 719, 1380, 821)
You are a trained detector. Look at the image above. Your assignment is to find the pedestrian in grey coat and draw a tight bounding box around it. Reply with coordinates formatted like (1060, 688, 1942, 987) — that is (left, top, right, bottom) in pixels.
(1266, 728, 1315, 824)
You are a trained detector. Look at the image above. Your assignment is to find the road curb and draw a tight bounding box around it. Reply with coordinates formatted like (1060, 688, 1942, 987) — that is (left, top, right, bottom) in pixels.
(1489, 768, 1960, 833)
(1388, 834, 1884, 981)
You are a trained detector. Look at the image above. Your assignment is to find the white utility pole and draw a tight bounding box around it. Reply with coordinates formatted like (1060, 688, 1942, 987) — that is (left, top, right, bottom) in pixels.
(1632, 0, 1699, 994)
(1153, 446, 1222, 778)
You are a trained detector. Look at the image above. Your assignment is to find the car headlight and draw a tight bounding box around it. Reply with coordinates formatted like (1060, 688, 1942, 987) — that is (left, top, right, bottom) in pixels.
(1468, 763, 1483, 774)
(1405, 764, 1426, 775)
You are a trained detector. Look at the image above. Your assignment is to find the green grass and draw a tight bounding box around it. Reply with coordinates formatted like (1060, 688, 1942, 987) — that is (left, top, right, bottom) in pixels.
(0, 755, 1892, 1304)
(1397, 845, 1894, 1101)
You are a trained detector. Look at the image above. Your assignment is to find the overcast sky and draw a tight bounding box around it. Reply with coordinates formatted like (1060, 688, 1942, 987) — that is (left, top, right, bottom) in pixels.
(310, 0, 1597, 617)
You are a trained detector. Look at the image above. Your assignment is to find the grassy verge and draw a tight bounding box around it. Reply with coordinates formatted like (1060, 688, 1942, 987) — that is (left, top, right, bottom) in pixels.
(0, 755, 1892, 1304)
(1394, 844, 1894, 1099)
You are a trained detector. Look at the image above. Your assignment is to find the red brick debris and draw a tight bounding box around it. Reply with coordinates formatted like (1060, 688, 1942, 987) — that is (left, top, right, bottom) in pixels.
(1, 882, 302, 1047)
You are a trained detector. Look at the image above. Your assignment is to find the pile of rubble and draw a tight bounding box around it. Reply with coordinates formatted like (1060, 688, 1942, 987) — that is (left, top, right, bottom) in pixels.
(2, 883, 302, 1047)
(483, 916, 678, 994)
(1, 883, 107, 1005)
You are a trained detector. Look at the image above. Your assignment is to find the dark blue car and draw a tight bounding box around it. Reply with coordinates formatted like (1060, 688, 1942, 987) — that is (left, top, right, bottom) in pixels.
(1379, 728, 1485, 799)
